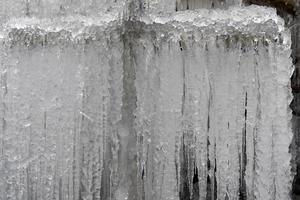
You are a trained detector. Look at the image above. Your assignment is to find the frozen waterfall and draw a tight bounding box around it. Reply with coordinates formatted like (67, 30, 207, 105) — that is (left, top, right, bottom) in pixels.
(0, 1, 294, 200)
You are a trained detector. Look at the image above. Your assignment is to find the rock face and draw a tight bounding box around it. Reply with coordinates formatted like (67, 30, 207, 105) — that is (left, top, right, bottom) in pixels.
(245, 0, 297, 15)
(0, 1, 294, 200)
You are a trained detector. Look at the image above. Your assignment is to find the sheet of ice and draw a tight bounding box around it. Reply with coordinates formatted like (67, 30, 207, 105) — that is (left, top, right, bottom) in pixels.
(0, 5, 293, 200)
(131, 13, 292, 199)
(0, 24, 124, 200)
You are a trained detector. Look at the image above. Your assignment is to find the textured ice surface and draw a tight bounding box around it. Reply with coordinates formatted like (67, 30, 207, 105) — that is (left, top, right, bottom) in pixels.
(175, 0, 242, 10)
(0, 0, 248, 22)
(0, 0, 126, 21)
(145, 6, 286, 35)
(1, 15, 121, 44)
(0, 4, 293, 200)
(133, 0, 242, 13)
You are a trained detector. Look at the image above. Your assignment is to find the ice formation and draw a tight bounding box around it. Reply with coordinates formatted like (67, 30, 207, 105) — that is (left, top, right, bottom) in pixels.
(0, 1, 294, 200)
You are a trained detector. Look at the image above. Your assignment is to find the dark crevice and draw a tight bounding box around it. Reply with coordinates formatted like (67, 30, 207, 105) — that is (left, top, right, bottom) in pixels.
(206, 140, 217, 200)
(206, 175, 212, 200)
(207, 114, 210, 132)
(239, 92, 247, 200)
(207, 80, 212, 133)
(179, 40, 187, 52)
(193, 166, 199, 184)
(192, 166, 200, 200)
(207, 138, 211, 170)
(214, 155, 217, 200)
(225, 192, 229, 200)
(179, 136, 191, 200)
(206, 137, 211, 200)
(182, 59, 186, 116)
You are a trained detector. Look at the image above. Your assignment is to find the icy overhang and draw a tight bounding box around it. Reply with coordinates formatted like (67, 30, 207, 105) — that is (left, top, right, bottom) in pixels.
(0, 6, 290, 47)
(145, 6, 288, 40)
(0, 13, 122, 47)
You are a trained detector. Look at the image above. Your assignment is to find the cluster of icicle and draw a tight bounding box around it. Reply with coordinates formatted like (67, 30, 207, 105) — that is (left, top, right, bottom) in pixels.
(0, 0, 293, 200)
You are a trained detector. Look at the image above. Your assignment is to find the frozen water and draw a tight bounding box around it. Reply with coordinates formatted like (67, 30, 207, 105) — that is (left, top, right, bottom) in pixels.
(0, 0, 127, 21)
(0, 3, 294, 200)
